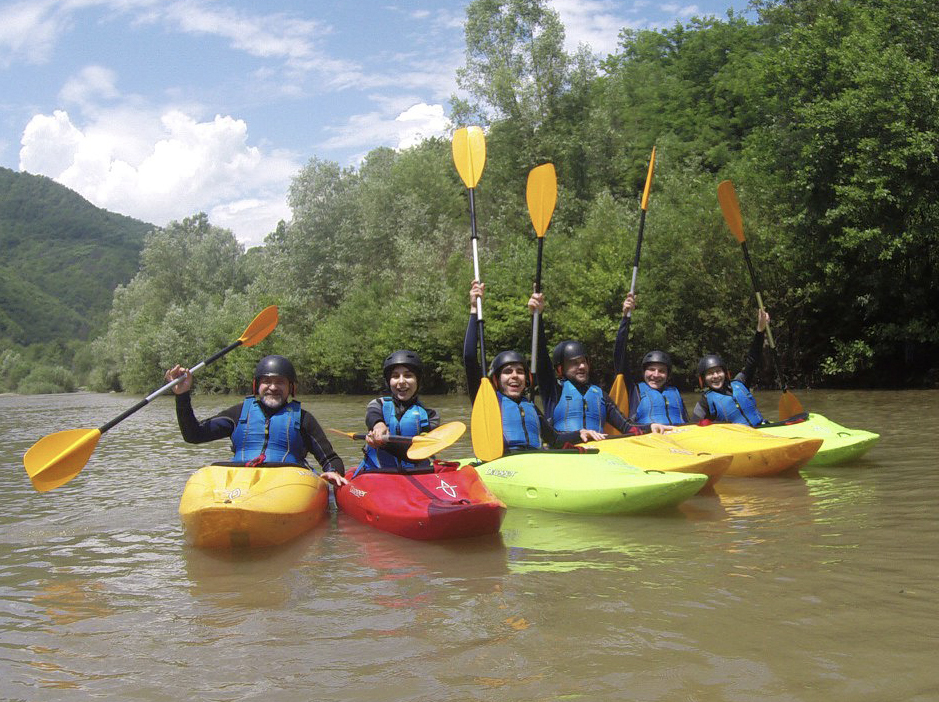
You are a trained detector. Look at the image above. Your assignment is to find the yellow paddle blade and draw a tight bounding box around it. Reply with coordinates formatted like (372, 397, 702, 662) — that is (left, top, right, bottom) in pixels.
(327, 427, 359, 441)
(605, 373, 629, 436)
(779, 390, 805, 421)
(526, 163, 557, 237)
(717, 180, 746, 243)
(239, 305, 279, 347)
(407, 421, 467, 460)
(451, 126, 486, 189)
(471, 379, 503, 462)
(24, 428, 102, 493)
(640, 146, 656, 211)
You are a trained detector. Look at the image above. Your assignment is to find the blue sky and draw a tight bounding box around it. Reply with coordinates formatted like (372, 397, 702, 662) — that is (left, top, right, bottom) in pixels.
(0, 0, 749, 246)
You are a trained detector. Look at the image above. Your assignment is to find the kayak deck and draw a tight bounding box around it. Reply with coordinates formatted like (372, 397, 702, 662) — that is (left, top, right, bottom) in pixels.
(584, 434, 732, 489)
(179, 464, 329, 548)
(660, 424, 823, 477)
(458, 450, 707, 515)
(336, 464, 506, 540)
(756, 412, 880, 465)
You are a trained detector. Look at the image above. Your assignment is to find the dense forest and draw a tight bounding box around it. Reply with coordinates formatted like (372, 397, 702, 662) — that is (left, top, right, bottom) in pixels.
(6, 0, 938, 396)
(0, 168, 151, 393)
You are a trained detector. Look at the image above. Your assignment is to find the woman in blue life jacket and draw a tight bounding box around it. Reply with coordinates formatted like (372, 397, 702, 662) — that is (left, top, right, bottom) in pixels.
(691, 309, 769, 426)
(464, 281, 600, 451)
(612, 293, 689, 425)
(526, 292, 674, 437)
(356, 349, 441, 474)
(165, 355, 348, 487)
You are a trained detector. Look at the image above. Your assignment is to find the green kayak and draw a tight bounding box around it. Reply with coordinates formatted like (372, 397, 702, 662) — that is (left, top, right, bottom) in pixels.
(756, 412, 880, 466)
(457, 450, 707, 515)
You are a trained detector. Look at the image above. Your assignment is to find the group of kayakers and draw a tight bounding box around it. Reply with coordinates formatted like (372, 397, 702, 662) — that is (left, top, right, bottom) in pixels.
(164, 280, 772, 484)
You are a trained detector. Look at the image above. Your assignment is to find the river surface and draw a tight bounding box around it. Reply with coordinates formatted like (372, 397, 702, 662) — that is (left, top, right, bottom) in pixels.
(1, 389, 937, 701)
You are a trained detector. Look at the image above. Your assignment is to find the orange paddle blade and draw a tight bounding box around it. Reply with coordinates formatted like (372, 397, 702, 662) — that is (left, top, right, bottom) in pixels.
(779, 390, 804, 421)
(452, 127, 487, 189)
(239, 306, 279, 347)
(717, 180, 746, 243)
(24, 428, 102, 493)
(526, 163, 557, 237)
(407, 421, 467, 460)
(640, 146, 656, 211)
(471, 380, 503, 462)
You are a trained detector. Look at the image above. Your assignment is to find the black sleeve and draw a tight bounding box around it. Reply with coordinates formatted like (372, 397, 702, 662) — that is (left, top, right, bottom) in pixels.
(738, 330, 766, 388)
(364, 398, 385, 430)
(464, 313, 482, 402)
(691, 395, 711, 422)
(175, 393, 238, 444)
(613, 315, 631, 375)
(534, 313, 558, 414)
(300, 410, 345, 475)
(425, 406, 441, 430)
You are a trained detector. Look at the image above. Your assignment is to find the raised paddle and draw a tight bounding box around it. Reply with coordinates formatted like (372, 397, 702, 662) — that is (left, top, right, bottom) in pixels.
(452, 127, 502, 462)
(608, 146, 657, 432)
(329, 421, 467, 461)
(23, 306, 279, 493)
(717, 180, 804, 420)
(526, 162, 557, 400)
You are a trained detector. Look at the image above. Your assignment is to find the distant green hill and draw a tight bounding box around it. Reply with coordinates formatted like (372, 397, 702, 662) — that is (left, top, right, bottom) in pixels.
(0, 167, 152, 344)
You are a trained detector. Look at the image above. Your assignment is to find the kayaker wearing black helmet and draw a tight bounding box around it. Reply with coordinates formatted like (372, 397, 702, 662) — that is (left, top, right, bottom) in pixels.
(527, 292, 674, 437)
(691, 309, 769, 426)
(356, 349, 441, 473)
(164, 355, 347, 486)
(463, 281, 588, 450)
(612, 293, 689, 425)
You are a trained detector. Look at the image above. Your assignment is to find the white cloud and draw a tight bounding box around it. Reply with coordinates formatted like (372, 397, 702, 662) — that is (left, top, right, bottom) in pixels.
(550, 0, 638, 56)
(19, 107, 299, 246)
(59, 65, 120, 107)
(319, 101, 450, 156)
(0, 0, 69, 67)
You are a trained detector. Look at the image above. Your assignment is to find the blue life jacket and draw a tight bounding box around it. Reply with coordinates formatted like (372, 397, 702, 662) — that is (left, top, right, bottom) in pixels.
(634, 382, 686, 424)
(358, 398, 430, 472)
(231, 397, 305, 465)
(499, 393, 542, 450)
(703, 380, 765, 426)
(551, 380, 606, 432)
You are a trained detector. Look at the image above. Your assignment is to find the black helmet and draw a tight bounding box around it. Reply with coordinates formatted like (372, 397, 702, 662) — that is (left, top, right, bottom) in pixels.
(253, 355, 297, 394)
(552, 340, 588, 368)
(642, 350, 672, 373)
(697, 353, 726, 378)
(488, 350, 528, 379)
(383, 349, 423, 385)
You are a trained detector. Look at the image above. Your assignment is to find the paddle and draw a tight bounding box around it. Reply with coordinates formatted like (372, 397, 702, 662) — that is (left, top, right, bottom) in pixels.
(452, 127, 503, 462)
(608, 146, 656, 432)
(526, 162, 557, 400)
(23, 306, 279, 493)
(717, 180, 804, 420)
(329, 421, 467, 461)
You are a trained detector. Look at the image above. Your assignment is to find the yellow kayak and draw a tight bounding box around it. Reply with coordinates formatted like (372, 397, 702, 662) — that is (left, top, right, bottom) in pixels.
(581, 434, 732, 489)
(658, 424, 823, 477)
(179, 464, 329, 548)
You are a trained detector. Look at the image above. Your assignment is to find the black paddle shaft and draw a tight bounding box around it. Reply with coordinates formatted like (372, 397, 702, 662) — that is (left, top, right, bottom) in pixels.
(468, 188, 487, 371)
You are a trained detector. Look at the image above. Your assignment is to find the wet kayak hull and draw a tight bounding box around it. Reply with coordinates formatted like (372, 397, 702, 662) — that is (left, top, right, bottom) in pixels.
(179, 465, 329, 548)
(336, 465, 506, 540)
(458, 451, 707, 515)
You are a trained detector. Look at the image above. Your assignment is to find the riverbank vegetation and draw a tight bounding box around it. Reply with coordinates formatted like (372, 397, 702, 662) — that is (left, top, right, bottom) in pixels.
(7, 0, 938, 394)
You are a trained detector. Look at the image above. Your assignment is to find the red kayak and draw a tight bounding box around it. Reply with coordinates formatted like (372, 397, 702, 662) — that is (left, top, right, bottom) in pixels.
(336, 463, 506, 540)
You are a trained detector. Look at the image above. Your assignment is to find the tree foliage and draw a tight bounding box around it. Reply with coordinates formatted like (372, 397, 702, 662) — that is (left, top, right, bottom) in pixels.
(19, 0, 939, 395)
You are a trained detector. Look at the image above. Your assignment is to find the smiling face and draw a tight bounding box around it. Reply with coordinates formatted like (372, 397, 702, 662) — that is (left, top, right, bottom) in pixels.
(257, 374, 289, 409)
(643, 362, 669, 390)
(497, 362, 528, 399)
(561, 355, 590, 385)
(703, 366, 727, 390)
(387, 365, 418, 402)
